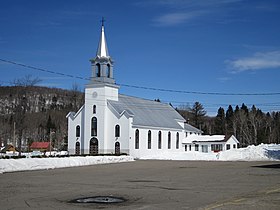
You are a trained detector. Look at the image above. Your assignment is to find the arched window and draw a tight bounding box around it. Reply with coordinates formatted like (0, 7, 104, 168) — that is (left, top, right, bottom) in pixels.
(176, 132, 179, 149)
(91, 117, 97, 136)
(135, 129, 139, 149)
(168, 132, 171, 149)
(148, 130, 151, 149)
(115, 125, 120, 137)
(158, 131, 162, 149)
(96, 63, 101, 77)
(76, 125, 80, 137)
(93, 105, 96, 114)
(106, 64, 110, 78)
(75, 142, 80, 155)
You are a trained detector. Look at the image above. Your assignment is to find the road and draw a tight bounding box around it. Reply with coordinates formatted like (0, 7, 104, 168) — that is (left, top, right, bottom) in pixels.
(0, 160, 279, 209)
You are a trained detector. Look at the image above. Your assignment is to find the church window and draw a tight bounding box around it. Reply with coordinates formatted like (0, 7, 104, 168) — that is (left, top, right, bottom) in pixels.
(93, 105, 96, 114)
(96, 64, 101, 77)
(168, 132, 171, 149)
(115, 125, 120, 137)
(158, 131, 162, 149)
(148, 130, 151, 149)
(91, 117, 97, 136)
(76, 125, 80, 137)
(135, 129, 139, 149)
(176, 132, 179, 149)
(106, 64, 110, 78)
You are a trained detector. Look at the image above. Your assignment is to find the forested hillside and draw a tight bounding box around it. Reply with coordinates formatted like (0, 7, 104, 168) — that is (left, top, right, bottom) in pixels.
(177, 102, 280, 146)
(0, 85, 84, 152)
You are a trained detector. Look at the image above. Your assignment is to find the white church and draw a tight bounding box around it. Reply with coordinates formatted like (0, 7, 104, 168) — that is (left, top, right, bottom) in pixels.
(66, 23, 239, 158)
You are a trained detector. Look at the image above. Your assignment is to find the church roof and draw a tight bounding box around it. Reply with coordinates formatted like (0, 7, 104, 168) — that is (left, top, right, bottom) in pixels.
(184, 123, 203, 133)
(108, 94, 185, 130)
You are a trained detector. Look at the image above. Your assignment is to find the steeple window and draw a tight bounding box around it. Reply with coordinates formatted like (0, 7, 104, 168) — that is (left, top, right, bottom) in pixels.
(96, 64, 101, 77)
(106, 64, 110, 78)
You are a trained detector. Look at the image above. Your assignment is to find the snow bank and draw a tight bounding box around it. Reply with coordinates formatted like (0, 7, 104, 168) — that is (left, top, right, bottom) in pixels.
(0, 144, 279, 174)
(218, 144, 280, 161)
(141, 144, 280, 161)
(0, 156, 134, 174)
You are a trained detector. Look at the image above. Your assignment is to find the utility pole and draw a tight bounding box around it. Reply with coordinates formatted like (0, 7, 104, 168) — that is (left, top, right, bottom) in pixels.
(49, 129, 51, 156)
(13, 122, 16, 147)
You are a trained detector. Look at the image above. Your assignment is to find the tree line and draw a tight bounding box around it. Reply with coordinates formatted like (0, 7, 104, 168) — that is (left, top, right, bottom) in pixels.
(177, 102, 280, 147)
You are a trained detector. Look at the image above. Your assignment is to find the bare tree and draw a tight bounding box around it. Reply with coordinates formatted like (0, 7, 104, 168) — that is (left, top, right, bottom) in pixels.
(13, 74, 42, 86)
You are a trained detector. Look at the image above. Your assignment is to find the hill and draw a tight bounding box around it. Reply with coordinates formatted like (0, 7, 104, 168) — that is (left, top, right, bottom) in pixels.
(0, 85, 84, 152)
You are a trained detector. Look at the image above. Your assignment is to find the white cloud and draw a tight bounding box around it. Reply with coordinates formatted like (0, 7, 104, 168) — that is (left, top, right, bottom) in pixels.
(226, 51, 280, 73)
(153, 11, 204, 26)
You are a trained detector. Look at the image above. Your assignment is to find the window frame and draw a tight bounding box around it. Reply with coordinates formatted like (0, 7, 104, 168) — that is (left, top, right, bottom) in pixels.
(158, 131, 162, 149)
(76, 125, 80, 137)
(91, 117, 97, 136)
(148, 130, 151, 149)
(168, 132, 171, 149)
(115, 125, 120, 137)
(135, 129, 139, 149)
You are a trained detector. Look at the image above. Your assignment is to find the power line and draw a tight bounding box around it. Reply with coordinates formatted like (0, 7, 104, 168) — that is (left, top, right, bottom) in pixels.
(1, 58, 280, 96)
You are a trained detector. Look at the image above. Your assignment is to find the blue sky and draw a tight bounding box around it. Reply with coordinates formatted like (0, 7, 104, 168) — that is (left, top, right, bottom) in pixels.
(0, 0, 280, 115)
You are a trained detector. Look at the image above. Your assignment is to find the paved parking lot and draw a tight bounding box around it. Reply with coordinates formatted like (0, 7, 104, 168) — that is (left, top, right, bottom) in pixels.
(0, 160, 279, 209)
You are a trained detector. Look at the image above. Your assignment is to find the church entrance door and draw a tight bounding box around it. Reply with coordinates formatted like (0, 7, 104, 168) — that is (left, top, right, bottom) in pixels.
(115, 142, 120, 155)
(90, 138, 98, 155)
(75, 142, 80, 155)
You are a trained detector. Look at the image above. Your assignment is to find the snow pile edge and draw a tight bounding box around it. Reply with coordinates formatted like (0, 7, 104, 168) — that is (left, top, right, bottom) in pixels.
(0, 156, 134, 174)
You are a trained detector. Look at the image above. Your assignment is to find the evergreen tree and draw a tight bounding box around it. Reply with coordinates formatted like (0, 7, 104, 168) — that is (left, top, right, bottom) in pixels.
(214, 107, 225, 134)
(191, 102, 206, 128)
(225, 105, 234, 135)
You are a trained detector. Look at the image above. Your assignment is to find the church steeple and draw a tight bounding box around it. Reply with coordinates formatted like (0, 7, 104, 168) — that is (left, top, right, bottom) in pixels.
(89, 18, 115, 85)
(96, 18, 109, 58)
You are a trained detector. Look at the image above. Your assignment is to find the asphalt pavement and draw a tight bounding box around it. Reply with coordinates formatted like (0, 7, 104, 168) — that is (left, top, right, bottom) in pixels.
(0, 160, 279, 209)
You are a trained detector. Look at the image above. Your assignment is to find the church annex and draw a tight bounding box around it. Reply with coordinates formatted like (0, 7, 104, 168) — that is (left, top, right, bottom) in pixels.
(66, 23, 238, 158)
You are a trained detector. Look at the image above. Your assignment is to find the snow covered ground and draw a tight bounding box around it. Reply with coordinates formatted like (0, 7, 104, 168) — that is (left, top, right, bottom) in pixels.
(0, 144, 279, 174)
(0, 156, 134, 174)
(140, 144, 280, 161)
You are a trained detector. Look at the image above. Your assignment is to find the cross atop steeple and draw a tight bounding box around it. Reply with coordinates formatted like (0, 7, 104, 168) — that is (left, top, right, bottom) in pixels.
(101, 17, 105, 26)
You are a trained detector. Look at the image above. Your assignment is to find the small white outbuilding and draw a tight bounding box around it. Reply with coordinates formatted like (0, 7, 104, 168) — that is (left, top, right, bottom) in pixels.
(182, 134, 239, 153)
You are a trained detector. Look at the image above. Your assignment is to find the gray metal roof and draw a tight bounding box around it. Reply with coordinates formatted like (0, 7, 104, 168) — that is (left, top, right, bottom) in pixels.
(108, 94, 185, 130)
(184, 123, 203, 133)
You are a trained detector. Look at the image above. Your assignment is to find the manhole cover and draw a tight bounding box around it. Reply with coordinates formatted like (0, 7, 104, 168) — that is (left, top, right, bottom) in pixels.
(71, 196, 125, 204)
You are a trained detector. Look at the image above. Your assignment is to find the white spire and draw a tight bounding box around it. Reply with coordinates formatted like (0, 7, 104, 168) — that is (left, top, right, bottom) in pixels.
(96, 18, 109, 57)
